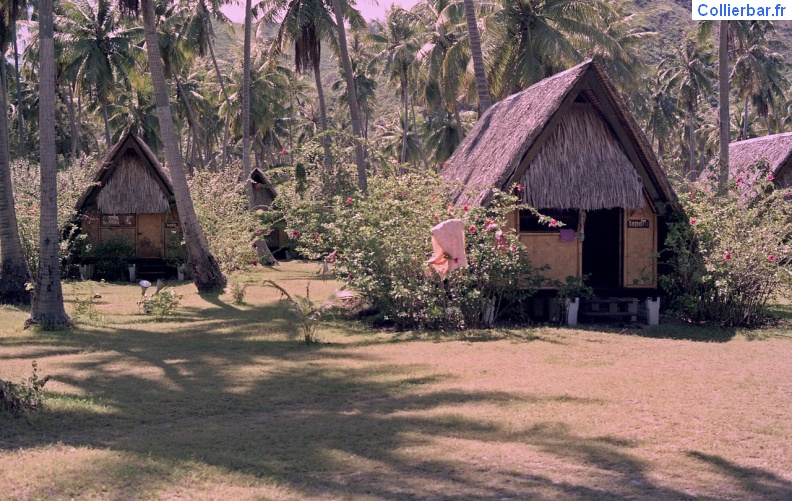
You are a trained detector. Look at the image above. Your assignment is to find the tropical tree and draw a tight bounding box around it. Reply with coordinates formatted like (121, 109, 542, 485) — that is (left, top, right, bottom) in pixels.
(372, 7, 421, 163)
(59, 0, 142, 146)
(462, 0, 490, 113)
(114, 0, 226, 292)
(2, 0, 28, 157)
(0, 16, 31, 304)
(660, 35, 714, 179)
(718, 20, 729, 192)
(26, 0, 70, 326)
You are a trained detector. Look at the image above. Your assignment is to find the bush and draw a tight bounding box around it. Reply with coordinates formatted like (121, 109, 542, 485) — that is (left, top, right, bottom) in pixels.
(188, 168, 259, 275)
(139, 288, 183, 320)
(11, 157, 94, 276)
(276, 172, 547, 329)
(224, 282, 248, 304)
(92, 237, 135, 280)
(0, 361, 49, 418)
(661, 160, 792, 326)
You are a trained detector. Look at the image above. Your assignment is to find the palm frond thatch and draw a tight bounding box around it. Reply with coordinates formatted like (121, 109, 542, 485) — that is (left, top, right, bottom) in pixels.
(440, 60, 677, 211)
(76, 131, 174, 214)
(729, 131, 792, 186)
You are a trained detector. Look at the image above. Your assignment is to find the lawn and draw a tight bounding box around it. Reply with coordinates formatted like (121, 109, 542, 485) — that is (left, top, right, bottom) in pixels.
(1, 261, 791, 500)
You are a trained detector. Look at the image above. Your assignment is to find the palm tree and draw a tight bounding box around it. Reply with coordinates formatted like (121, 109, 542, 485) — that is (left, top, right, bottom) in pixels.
(113, 0, 226, 292)
(329, 0, 367, 192)
(718, 21, 729, 192)
(26, 0, 70, 327)
(264, 0, 338, 178)
(1, 0, 28, 157)
(462, 0, 490, 114)
(660, 36, 714, 179)
(483, 0, 621, 99)
(242, 0, 253, 185)
(373, 7, 421, 163)
(59, 0, 141, 147)
(0, 17, 31, 304)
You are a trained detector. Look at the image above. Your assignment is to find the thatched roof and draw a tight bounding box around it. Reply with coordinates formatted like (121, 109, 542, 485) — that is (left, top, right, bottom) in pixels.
(249, 168, 278, 210)
(76, 131, 174, 214)
(441, 60, 677, 212)
(729, 132, 792, 187)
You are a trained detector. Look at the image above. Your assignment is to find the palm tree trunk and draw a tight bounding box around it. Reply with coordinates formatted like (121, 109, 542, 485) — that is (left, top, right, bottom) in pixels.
(242, 0, 253, 191)
(27, 0, 69, 326)
(175, 76, 205, 170)
(463, 0, 491, 115)
(0, 56, 31, 304)
(401, 78, 408, 164)
(141, 0, 226, 293)
(12, 20, 25, 158)
(454, 105, 464, 140)
(717, 20, 729, 193)
(102, 101, 112, 147)
(329, 0, 367, 192)
(763, 115, 770, 135)
(742, 94, 748, 140)
(313, 60, 333, 177)
(689, 110, 695, 180)
(206, 21, 231, 171)
(76, 89, 82, 157)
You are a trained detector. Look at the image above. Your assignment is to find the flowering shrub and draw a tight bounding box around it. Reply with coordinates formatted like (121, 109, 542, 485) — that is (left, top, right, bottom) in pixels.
(661, 160, 792, 326)
(276, 172, 546, 329)
(188, 169, 259, 275)
(0, 361, 49, 418)
(11, 158, 94, 275)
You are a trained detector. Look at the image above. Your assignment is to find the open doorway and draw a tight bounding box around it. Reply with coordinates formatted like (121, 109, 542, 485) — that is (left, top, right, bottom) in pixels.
(582, 208, 622, 288)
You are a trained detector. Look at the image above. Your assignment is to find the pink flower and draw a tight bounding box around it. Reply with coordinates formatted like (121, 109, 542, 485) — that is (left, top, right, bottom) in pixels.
(96, 182, 103, 187)
(689, 218, 697, 225)
(724, 252, 731, 260)
(346, 197, 353, 205)
(768, 254, 775, 262)
(463, 205, 468, 212)
(292, 231, 300, 238)
(314, 232, 320, 241)
(550, 220, 558, 227)
(768, 174, 775, 182)
(510, 245, 518, 252)
(516, 183, 523, 192)
(469, 225, 476, 233)
(252, 262, 258, 266)
(431, 196, 436, 202)
(453, 257, 459, 263)
(266, 230, 272, 236)
(255, 229, 261, 234)
(448, 205, 454, 213)
(433, 215, 438, 220)
(736, 178, 743, 185)
(442, 162, 447, 169)
(280, 148, 288, 155)
(330, 185, 335, 191)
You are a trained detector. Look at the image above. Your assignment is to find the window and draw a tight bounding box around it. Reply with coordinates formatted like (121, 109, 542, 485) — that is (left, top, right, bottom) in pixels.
(519, 209, 579, 233)
(101, 214, 136, 227)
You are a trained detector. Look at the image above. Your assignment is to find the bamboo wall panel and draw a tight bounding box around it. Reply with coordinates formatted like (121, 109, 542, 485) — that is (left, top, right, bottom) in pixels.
(623, 200, 657, 288)
(519, 233, 581, 284)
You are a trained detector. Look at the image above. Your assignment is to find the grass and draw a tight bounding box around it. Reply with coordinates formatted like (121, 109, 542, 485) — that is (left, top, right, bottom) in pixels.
(1, 261, 792, 499)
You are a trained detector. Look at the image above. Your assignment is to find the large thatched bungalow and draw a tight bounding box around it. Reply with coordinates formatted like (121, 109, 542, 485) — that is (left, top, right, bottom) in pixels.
(75, 132, 182, 274)
(441, 60, 678, 297)
(729, 132, 792, 187)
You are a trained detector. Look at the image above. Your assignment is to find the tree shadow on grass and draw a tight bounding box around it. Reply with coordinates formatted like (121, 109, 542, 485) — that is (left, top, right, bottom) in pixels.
(2, 319, 789, 500)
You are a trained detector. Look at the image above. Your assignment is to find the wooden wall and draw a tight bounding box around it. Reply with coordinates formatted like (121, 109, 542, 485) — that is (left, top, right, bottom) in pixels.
(622, 197, 657, 288)
(80, 209, 182, 259)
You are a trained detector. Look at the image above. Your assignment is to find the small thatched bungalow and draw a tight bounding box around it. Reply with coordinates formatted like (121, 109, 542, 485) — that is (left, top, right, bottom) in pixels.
(729, 132, 792, 187)
(75, 132, 182, 264)
(441, 60, 678, 294)
(248, 167, 289, 257)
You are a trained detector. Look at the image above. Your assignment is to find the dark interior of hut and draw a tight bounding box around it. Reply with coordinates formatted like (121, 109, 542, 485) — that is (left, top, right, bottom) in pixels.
(582, 208, 622, 289)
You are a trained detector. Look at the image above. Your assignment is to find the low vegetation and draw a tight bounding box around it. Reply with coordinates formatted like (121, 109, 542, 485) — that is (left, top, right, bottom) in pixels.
(1, 262, 791, 499)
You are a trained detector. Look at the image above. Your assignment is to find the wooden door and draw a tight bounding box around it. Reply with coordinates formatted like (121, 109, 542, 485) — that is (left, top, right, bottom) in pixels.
(137, 214, 164, 258)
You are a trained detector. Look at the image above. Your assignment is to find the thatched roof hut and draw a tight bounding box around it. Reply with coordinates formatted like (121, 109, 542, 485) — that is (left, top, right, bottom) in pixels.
(441, 59, 677, 212)
(75, 131, 181, 265)
(76, 131, 174, 213)
(441, 60, 678, 296)
(249, 167, 278, 211)
(729, 132, 792, 187)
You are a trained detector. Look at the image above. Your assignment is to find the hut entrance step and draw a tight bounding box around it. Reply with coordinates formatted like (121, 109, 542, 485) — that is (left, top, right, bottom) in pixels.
(579, 297, 639, 324)
(134, 260, 174, 281)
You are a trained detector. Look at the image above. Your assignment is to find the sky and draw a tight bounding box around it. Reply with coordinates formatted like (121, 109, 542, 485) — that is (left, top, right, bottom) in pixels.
(220, 0, 421, 23)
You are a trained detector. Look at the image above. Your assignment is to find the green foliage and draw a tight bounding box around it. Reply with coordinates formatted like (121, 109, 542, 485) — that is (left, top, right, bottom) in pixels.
(11, 157, 95, 276)
(263, 280, 330, 344)
(0, 361, 50, 418)
(661, 160, 792, 326)
(70, 283, 101, 321)
(275, 172, 547, 329)
(187, 168, 259, 275)
(224, 282, 248, 304)
(139, 288, 184, 320)
(92, 237, 135, 280)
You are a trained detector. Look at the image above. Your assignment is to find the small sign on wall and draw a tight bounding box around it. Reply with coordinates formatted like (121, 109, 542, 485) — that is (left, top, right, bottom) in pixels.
(628, 219, 650, 229)
(165, 222, 179, 229)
